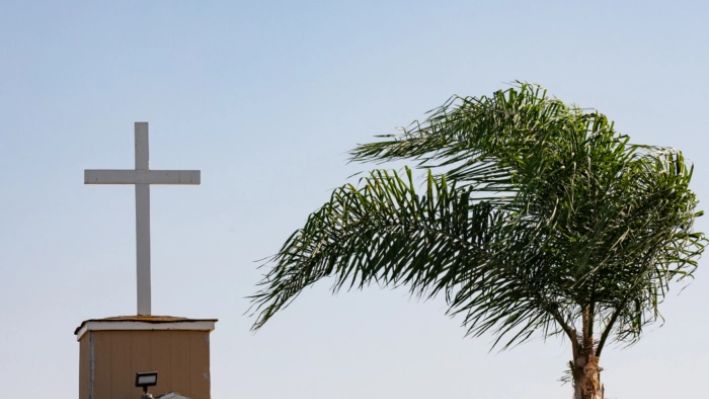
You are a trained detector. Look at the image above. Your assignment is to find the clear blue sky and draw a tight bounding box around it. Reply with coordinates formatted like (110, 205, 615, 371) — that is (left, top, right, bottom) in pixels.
(1, 1, 708, 398)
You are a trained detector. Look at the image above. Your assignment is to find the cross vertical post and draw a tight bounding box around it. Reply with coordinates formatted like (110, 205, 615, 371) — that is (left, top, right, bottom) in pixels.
(134, 122, 151, 315)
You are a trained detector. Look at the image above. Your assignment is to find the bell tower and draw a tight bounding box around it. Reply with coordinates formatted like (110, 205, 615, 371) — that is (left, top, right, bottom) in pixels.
(78, 122, 216, 399)
(76, 316, 216, 399)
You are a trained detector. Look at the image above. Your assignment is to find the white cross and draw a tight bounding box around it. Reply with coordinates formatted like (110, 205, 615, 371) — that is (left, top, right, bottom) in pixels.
(84, 122, 200, 316)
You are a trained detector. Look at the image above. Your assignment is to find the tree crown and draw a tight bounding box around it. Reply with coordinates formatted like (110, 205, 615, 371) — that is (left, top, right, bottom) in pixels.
(251, 83, 706, 353)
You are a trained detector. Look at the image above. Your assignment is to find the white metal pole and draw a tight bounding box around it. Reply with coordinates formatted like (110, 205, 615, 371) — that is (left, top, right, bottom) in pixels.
(134, 122, 151, 316)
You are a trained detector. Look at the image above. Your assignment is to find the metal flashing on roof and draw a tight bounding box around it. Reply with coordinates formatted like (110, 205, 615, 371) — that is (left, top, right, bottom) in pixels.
(74, 315, 217, 340)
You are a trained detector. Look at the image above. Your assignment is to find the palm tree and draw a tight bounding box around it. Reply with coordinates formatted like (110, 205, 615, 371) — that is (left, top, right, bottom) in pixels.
(250, 84, 706, 399)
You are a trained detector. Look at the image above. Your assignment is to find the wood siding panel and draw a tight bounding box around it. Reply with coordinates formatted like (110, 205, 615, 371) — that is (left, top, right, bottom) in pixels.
(79, 330, 211, 399)
(79, 337, 89, 399)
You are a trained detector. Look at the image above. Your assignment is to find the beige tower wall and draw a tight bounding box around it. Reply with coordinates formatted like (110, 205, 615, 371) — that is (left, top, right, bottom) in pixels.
(76, 317, 216, 399)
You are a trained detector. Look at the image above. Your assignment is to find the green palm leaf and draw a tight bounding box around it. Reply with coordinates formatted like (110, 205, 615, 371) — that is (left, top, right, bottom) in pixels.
(250, 168, 496, 330)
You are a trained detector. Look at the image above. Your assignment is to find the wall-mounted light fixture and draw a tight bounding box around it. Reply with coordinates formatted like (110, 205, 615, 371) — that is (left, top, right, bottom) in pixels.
(135, 371, 158, 398)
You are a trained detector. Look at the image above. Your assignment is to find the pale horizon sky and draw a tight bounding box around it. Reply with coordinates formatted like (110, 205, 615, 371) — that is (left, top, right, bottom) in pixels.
(1, 1, 709, 398)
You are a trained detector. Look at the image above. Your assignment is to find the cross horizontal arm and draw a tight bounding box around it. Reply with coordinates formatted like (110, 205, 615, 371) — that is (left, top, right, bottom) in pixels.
(85, 170, 201, 185)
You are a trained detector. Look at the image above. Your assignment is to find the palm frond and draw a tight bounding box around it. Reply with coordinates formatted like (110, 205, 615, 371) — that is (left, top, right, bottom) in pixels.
(250, 168, 496, 330)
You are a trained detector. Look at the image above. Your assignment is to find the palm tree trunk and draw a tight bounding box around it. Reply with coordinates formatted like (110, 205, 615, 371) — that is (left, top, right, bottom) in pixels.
(571, 352, 604, 399)
(571, 307, 604, 399)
